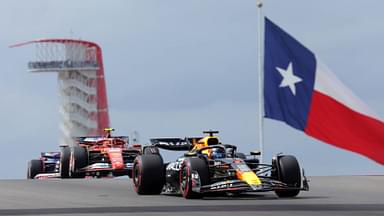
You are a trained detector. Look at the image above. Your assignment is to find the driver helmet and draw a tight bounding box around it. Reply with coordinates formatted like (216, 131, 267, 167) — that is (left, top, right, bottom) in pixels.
(104, 128, 114, 138)
(210, 148, 226, 159)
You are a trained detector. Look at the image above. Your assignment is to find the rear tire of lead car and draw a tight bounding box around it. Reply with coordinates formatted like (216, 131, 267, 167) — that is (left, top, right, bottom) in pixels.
(60, 147, 70, 178)
(143, 146, 160, 155)
(179, 157, 209, 199)
(273, 155, 301, 198)
(132, 155, 165, 195)
(27, 159, 43, 179)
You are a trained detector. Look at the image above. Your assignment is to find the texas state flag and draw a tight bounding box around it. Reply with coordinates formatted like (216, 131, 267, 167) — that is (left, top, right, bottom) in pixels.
(264, 17, 384, 165)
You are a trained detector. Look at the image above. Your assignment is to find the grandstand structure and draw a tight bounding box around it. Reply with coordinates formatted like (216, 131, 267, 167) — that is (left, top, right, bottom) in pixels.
(11, 39, 110, 146)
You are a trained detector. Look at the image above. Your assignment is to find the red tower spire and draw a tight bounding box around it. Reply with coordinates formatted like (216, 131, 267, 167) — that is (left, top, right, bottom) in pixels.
(11, 39, 110, 142)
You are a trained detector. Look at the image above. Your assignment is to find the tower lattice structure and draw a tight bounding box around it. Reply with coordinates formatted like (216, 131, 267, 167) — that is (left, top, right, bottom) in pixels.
(12, 39, 110, 146)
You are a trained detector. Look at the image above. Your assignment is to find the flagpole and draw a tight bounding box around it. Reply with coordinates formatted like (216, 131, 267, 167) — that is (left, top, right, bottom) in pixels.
(257, 0, 264, 163)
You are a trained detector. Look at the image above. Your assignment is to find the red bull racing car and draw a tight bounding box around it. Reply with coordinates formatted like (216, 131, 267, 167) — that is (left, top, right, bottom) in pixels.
(27, 152, 61, 179)
(60, 128, 141, 178)
(132, 131, 309, 199)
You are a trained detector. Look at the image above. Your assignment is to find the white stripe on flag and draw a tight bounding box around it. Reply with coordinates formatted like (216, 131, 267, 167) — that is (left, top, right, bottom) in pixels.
(313, 57, 378, 120)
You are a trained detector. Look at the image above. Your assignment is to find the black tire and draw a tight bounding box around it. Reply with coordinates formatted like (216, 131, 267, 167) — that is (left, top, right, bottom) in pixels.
(179, 157, 209, 199)
(132, 154, 165, 195)
(69, 146, 88, 178)
(234, 152, 246, 159)
(274, 155, 301, 198)
(143, 146, 160, 155)
(60, 147, 70, 178)
(27, 159, 43, 179)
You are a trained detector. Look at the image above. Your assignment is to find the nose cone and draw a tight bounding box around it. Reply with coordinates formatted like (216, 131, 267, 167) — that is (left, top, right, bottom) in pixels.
(107, 149, 124, 170)
(113, 161, 124, 169)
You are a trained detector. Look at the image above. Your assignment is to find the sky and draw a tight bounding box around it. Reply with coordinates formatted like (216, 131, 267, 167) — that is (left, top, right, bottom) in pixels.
(0, 0, 383, 179)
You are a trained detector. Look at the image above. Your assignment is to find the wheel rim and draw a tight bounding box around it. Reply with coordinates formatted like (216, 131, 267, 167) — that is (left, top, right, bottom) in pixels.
(60, 160, 65, 175)
(69, 153, 75, 177)
(133, 160, 142, 192)
(180, 165, 189, 194)
(133, 164, 140, 186)
(27, 166, 31, 179)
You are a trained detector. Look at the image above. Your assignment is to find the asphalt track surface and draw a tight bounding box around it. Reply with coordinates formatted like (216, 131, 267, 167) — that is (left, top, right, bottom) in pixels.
(0, 176, 383, 216)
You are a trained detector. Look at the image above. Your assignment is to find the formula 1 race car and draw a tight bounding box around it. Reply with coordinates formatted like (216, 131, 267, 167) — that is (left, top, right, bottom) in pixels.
(60, 128, 142, 178)
(132, 131, 309, 199)
(27, 152, 61, 179)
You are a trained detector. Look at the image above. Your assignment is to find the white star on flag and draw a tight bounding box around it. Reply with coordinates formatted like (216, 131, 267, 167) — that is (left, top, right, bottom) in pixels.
(276, 62, 303, 95)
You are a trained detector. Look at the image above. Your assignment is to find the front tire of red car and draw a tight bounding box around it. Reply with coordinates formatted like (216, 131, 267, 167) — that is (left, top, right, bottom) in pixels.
(60, 147, 70, 178)
(69, 146, 88, 178)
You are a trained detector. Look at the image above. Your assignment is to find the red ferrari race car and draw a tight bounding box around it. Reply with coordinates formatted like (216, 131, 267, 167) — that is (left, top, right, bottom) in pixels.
(60, 128, 142, 178)
(27, 152, 61, 179)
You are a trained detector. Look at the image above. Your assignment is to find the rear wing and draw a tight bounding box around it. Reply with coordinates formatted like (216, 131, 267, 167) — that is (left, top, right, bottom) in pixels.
(74, 136, 129, 144)
(40, 152, 60, 158)
(150, 137, 203, 151)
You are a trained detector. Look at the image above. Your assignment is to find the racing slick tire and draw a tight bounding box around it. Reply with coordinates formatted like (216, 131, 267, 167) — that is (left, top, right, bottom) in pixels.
(132, 154, 165, 195)
(273, 155, 301, 198)
(179, 157, 209, 199)
(27, 159, 43, 179)
(143, 146, 160, 155)
(60, 147, 70, 178)
(69, 146, 88, 178)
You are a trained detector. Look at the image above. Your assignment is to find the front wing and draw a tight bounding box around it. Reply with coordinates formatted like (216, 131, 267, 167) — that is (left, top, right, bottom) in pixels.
(34, 173, 61, 180)
(79, 163, 133, 172)
(193, 178, 309, 194)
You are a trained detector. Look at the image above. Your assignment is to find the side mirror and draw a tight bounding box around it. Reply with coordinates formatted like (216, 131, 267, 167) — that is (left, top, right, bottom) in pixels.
(250, 150, 261, 156)
(184, 152, 197, 157)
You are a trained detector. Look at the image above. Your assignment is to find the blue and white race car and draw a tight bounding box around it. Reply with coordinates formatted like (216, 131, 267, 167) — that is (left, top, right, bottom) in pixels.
(27, 152, 61, 179)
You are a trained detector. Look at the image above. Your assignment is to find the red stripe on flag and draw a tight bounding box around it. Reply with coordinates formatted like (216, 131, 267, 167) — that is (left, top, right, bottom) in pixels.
(305, 91, 384, 164)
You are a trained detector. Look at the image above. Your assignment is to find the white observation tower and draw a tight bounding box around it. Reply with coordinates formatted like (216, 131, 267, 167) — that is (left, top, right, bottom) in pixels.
(11, 39, 110, 146)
